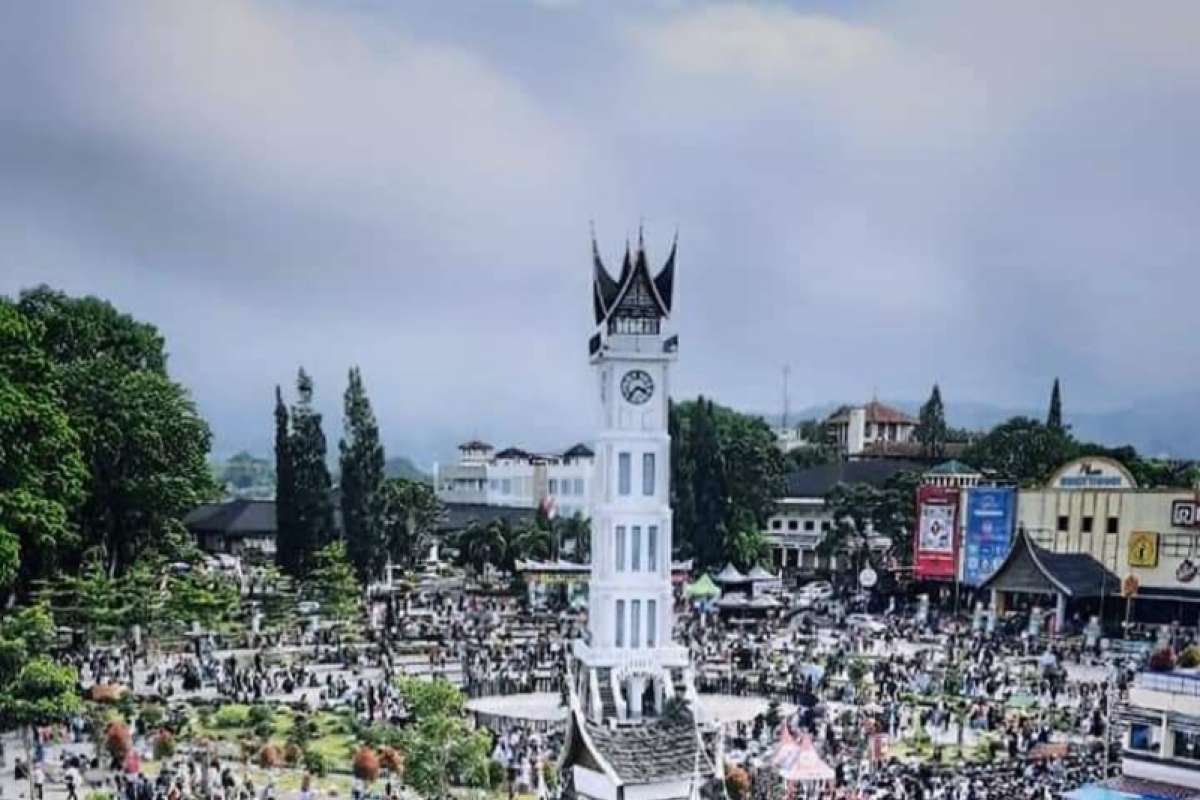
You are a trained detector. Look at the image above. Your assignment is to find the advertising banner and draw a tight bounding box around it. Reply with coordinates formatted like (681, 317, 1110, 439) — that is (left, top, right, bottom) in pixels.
(962, 487, 1015, 586)
(914, 486, 960, 580)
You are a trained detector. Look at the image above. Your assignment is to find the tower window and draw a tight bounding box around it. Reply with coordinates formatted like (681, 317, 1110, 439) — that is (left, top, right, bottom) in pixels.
(643, 453, 656, 496)
(648, 526, 658, 573)
(618, 453, 632, 496)
(616, 526, 627, 572)
(647, 600, 657, 647)
(615, 600, 625, 648)
(631, 600, 641, 649)
(632, 526, 642, 572)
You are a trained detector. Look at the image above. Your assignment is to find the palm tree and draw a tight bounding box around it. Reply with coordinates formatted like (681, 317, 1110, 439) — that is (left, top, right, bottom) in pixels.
(455, 520, 508, 577)
(555, 515, 591, 563)
(509, 520, 554, 565)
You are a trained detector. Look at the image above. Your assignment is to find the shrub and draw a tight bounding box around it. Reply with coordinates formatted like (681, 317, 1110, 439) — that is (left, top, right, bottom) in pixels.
(248, 705, 275, 729)
(253, 720, 275, 741)
(303, 750, 328, 777)
(214, 705, 251, 729)
(257, 745, 281, 769)
(542, 762, 561, 794)
(153, 730, 176, 761)
(105, 722, 133, 763)
(379, 746, 404, 776)
(1149, 647, 1177, 672)
(283, 744, 302, 766)
(488, 760, 507, 790)
(288, 713, 316, 749)
(353, 747, 381, 782)
(725, 765, 750, 800)
(91, 684, 126, 704)
(140, 705, 166, 730)
(1180, 645, 1200, 669)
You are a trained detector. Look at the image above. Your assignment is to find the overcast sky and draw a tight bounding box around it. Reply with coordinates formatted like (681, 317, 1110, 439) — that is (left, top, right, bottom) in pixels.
(2, 1, 1198, 464)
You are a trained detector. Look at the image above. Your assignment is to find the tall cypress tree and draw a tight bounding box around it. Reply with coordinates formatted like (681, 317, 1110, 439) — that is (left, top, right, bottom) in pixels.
(339, 367, 386, 582)
(273, 386, 297, 575)
(689, 397, 727, 569)
(289, 368, 335, 577)
(668, 401, 695, 560)
(915, 383, 948, 459)
(1047, 378, 1064, 431)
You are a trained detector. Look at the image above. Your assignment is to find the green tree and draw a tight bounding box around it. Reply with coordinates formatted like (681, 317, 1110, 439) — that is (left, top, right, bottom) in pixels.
(724, 515, 770, 571)
(302, 541, 360, 624)
(669, 400, 696, 560)
(454, 520, 508, 577)
(163, 568, 240, 635)
(393, 678, 491, 799)
(915, 384, 948, 460)
(963, 416, 1078, 486)
(0, 300, 86, 593)
(16, 287, 214, 577)
(1047, 378, 1064, 431)
(274, 387, 297, 575)
(687, 398, 727, 568)
(509, 519, 554, 565)
(556, 515, 591, 562)
(340, 367, 387, 582)
(0, 604, 81, 800)
(288, 369, 335, 577)
(378, 479, 444, 570)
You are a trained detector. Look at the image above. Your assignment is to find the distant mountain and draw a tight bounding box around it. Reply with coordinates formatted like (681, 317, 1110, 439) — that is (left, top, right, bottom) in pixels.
(765, 391, 1200, 459)
(385, 456, 431, 483)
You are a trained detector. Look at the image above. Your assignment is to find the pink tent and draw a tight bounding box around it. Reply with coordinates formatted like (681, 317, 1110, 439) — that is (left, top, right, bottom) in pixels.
(772, 728, 833, 797)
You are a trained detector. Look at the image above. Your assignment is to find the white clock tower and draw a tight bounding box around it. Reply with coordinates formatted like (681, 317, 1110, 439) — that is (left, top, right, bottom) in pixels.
(571, 230, 695, 726)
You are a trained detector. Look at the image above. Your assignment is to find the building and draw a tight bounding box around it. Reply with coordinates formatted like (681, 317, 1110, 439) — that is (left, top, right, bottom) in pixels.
(435, 440, 595, 519)
(185, 499, 280, 556)
(561, 232, 707, 800)
(765, 460, 922, 575)
(923, 460, 983, 490)
(1121, 668, 1200, 795)
(826, 400, 917, 457)
(1013, 457, 1200, 622)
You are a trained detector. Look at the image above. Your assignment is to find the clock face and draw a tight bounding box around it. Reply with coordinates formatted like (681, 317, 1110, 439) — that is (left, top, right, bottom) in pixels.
(621, 369, 655, 405)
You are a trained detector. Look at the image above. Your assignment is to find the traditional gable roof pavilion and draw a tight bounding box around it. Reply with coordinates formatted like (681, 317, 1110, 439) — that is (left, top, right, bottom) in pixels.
(592, 227, 675, 329)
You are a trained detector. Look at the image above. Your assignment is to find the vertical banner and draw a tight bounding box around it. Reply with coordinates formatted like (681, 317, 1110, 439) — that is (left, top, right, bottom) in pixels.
(914, 486, 960, 580)
(962, 487, 1015, 586)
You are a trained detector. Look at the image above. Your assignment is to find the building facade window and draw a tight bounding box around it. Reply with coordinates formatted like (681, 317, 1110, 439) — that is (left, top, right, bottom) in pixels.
(771, 519, 782, 530)
(1173, 729, 1200, 762)
(615, 600, 625, 647)
(788, 520, 799, 531)
(643, 453, 656, 496)
(1057, 516, 1069, 533)
(631, 526, 642, 572)
(573, 478, 585, 495)
(647, 600, 657, 647)
(549, 479, 558, 494)
(804, 520, 815, 532)
(648, 526, 658, 573)
(501, 478, 512, 494)
(1129, 723, 1160, 753)
(1107, 517, 1120, 534)
(618, 453, 632, 496)
(1082, 516, 1094, 533)
(616, 526, 627, 572)
(630, 600, 641, 648)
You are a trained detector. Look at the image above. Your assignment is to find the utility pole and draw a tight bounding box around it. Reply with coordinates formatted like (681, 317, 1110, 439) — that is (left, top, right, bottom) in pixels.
(782, 364, 791, 431)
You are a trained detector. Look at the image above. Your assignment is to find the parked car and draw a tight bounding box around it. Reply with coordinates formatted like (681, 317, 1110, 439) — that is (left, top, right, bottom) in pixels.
(799, 580, 834, 602)
(846, 613, 887, 634)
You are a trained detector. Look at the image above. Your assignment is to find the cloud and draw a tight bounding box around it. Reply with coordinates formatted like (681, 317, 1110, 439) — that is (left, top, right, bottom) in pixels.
(1, 0, 1198, 461)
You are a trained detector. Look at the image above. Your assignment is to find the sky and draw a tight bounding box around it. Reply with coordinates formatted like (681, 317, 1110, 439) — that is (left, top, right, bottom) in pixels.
(2, 0, 1199, 465)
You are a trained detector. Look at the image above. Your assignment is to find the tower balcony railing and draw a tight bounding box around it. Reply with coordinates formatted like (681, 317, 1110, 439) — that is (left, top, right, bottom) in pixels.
(573, 640, 690, 670)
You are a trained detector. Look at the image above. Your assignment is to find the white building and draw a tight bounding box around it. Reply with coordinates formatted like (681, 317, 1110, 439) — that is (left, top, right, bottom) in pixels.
(435, 440, 595, 519)
(1123, 669, 1200, 792)
(826, 400, 918, 457)
(562, 232, 706, 800)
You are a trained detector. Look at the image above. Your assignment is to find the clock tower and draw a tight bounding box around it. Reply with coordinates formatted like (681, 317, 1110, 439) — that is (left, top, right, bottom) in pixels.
(572, 229, 695, 725)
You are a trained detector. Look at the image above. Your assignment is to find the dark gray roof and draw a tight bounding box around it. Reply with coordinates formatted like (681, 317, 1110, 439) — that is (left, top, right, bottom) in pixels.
(562, 443, 595, 459)
(440, 502, 535, 533)
(584, 711, 698, 784)
(784, 460, 923, 498)
(184, 499, 276, 534)
(980, 528, 1120, 598)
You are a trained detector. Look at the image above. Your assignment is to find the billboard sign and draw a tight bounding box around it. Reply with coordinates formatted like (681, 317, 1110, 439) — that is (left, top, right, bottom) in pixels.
(1048, 457, 1138, 491)
(962, 487, 1015, 586)
(914, 486, 960, 580)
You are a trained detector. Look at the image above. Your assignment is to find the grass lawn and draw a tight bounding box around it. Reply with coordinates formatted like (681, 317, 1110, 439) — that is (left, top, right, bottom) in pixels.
(191, 704, 357, 772)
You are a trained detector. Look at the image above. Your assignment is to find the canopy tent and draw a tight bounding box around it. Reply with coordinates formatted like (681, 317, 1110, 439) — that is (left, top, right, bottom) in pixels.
(714, 564, 750, 584)
(773, 728, 834, 797)
(684, 574, 721, 600)
(748, 565, 782, 584)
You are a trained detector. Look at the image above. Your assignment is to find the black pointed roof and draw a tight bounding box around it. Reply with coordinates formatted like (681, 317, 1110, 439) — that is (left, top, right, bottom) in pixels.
(978, 527, 1119, 598)
(591, 228, 675, 326)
